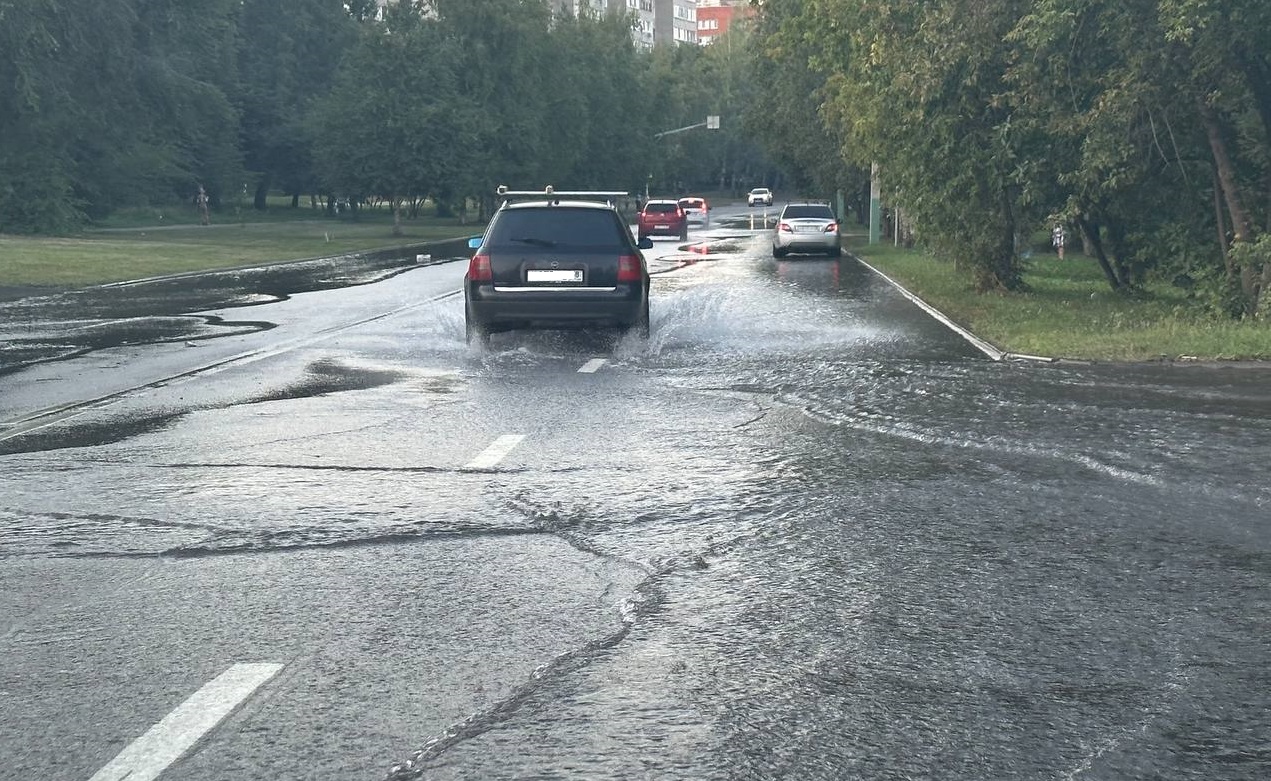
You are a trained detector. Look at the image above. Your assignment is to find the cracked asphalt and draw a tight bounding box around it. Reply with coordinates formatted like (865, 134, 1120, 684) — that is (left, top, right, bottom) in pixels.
(2, 205, 1270, 780)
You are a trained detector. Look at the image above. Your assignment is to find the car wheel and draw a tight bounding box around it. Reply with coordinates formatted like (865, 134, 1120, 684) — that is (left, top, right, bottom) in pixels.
(828, 245, 842, 257)
(464, 306, 490, 347)
(627, 296, 650, 339)
(679, 225, 688, 241)
(772, 245, 787, 258)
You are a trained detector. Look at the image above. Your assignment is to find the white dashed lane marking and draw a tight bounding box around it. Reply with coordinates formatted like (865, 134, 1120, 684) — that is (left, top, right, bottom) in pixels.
(465, 434, 526, 469)
(577, 358, 607, 374)
(89, 662, 283, 781)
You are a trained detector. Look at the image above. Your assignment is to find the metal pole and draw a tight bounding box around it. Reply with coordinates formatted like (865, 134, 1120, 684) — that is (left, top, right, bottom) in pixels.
(869, 162, 881, 245)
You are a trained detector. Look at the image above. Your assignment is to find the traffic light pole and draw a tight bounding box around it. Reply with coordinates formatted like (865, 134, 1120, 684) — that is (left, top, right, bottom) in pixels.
(654, 122, 708, 139)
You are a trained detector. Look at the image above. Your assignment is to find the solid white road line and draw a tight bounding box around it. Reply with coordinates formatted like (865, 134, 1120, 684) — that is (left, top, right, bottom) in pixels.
(852, 255, 1005, 360)
(577, 358, 607, 374)
(465, 434, 525, 469)
(89, 662, 283, 781)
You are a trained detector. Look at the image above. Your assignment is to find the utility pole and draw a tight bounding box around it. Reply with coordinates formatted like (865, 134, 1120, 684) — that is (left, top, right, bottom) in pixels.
(869, 162, 882, 245)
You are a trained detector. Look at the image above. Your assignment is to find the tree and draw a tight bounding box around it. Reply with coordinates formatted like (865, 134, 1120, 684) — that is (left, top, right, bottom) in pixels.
(744, 3, 864, 201)
(310, 3, 477, 234)
(0, 0, 244, 231)
(1007, 0, 1271, 314)
(237, 0, 358, 210)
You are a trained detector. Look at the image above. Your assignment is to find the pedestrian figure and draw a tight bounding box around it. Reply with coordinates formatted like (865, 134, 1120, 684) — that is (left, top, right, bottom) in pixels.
(195, 185, 210, 226)
(1052, 223, 1067, 260)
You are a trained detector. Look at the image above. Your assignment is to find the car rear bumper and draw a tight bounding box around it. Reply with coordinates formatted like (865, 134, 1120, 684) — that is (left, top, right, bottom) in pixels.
(775, 231, 839, 249)
(639, 224, 686, 236)
(467, 285, 646, 328)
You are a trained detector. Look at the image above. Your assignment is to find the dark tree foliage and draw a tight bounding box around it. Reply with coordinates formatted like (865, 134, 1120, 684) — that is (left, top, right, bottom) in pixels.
(0, 0, 776, 235)
(0, 0, 242, 232)
(237, 0, 358, 210)
(749, 0, 1271, 313)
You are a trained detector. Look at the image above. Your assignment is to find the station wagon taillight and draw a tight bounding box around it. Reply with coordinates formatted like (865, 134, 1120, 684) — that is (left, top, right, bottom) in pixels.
(617, 255, 643, 282)
(468, 254, 492, 282)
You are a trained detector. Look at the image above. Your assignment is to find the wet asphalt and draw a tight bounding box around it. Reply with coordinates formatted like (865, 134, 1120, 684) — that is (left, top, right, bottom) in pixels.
(1, 207, 1269, 780)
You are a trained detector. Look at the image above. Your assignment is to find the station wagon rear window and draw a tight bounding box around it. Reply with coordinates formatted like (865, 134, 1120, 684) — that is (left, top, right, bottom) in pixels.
(488, 208, 627, 246)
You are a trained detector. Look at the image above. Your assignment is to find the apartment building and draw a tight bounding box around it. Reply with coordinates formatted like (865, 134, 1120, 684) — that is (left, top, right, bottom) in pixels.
(376, 0, 696, 49)
(653, 0, 697, 46)
(554, 0, 623, 15)
(557, 0, 695, 48)
(695, 0, 749, 45)
(622, 0, 657, 48)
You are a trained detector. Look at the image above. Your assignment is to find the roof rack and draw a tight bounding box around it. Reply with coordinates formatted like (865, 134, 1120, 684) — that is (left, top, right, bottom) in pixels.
(496, 184, 629, 207)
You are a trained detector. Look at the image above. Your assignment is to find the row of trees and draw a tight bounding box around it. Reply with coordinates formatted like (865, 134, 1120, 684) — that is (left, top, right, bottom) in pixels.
(747, 0, 1271, 318)
(1, 0, 774, 235)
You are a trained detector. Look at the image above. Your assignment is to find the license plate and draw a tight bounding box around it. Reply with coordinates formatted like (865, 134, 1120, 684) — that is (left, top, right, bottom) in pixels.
(527, 269, 583, 283)
(655, 224, 669, 229)
(796, 225, 818, 232)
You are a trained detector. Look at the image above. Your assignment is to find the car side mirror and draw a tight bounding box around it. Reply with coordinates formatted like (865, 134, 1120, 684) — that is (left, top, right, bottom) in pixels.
(468, 237, 482, 249)
(637, 237, 654, 250)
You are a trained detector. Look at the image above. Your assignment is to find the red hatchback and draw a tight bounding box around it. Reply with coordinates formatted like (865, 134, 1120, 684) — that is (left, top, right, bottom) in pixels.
(638, 199, 688, 241)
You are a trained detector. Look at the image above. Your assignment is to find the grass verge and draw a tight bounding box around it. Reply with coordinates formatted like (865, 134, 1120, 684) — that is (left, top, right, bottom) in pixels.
(845, 234, 1271, 362)
(0, 217, 479, 288)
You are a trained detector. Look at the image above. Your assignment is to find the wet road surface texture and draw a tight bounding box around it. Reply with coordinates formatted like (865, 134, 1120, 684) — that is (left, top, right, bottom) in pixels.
(1, 208, 1269, 780)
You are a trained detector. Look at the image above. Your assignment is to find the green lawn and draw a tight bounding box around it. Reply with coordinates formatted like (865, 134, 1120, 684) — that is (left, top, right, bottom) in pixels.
(846, 234, 1271, 361)
(0, 218, 479, 287)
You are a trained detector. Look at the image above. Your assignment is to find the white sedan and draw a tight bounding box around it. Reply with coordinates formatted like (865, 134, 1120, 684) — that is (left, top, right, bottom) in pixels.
(747, 187, 774, 207)
(772, 202, 841, 257)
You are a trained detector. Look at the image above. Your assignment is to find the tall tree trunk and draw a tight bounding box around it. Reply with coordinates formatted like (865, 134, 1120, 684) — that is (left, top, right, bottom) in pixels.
(1199, 102, 1253, 242)
(1080, 214, 1096, 257)
(1265, 170, 1271, 233)
(253, 175, 271, 211)
(1078, 216, 1123, 292)
(1213, 171, 1231, 262)
(981, 201, 1023, 293)
(1104, 218, 1135, 287)
(1199, 99, 1258, 313)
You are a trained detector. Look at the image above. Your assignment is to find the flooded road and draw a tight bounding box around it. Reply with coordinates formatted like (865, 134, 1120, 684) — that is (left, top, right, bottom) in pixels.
(1, 214, 1268, 780)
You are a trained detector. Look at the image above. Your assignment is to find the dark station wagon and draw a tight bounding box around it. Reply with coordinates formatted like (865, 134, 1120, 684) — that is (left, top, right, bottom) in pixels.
(464, 187, 653, 345)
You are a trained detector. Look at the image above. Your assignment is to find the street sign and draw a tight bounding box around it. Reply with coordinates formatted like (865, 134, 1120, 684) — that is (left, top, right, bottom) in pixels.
(706, 115, 720, 130)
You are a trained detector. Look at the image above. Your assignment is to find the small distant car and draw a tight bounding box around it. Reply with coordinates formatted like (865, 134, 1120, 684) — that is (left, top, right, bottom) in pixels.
(677, 197, 709, 226)
(747, 187, 773, 207)
(638, 199, 689, 241)
(772, 202, 840, 257)
(464, 187, 653, 345)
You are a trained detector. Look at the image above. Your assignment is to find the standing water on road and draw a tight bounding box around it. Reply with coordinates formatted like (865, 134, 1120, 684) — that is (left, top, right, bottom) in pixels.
(1, 243, 1267, 780)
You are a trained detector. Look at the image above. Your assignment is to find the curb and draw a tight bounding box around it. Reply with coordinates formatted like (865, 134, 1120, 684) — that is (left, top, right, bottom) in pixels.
(97, 235, 480, 290)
